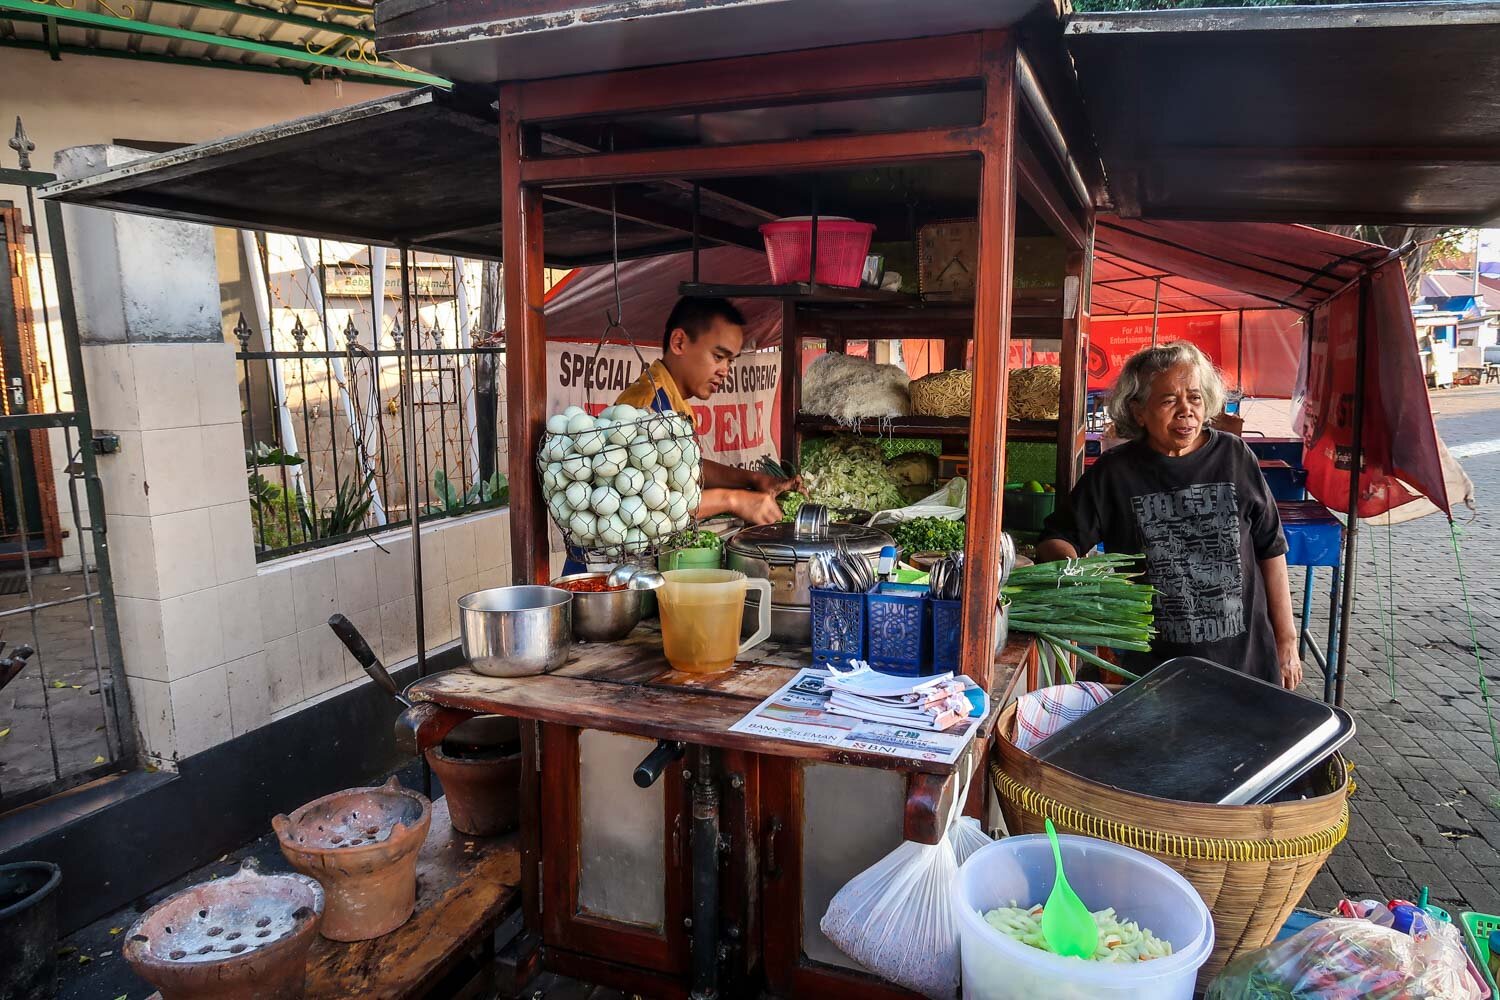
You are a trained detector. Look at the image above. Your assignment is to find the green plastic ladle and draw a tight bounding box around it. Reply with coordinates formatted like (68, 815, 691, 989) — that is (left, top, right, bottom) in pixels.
(1040, 818, 1097, 959)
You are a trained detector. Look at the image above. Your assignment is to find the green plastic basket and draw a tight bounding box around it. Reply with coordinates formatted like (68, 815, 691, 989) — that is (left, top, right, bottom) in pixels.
(1462, 911, 1500, 994)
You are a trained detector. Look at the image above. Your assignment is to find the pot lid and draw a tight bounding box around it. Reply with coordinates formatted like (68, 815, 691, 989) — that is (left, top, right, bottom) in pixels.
(728, 519, 892, 563)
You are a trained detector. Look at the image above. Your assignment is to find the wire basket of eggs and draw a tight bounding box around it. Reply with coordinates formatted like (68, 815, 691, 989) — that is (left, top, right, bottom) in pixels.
(536, 402, 703, 563)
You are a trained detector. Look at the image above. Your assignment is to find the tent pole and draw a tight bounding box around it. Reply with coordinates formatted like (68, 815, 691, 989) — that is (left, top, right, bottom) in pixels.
(1150, 276, 1161, 345)
(1332, 274, 1369, 708)
(400, 243, 426, 681)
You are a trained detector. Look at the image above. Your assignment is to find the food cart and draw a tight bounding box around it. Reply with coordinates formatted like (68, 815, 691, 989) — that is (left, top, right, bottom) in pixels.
(41, 2, 1489, 997)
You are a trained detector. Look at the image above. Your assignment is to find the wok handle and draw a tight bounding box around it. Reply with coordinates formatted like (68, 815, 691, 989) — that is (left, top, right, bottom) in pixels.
(633, 740, 685, 788)
(327, 613, 409, 708)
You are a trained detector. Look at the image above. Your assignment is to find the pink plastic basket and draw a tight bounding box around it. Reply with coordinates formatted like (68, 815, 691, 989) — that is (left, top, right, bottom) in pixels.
(759, 218, 875, 288)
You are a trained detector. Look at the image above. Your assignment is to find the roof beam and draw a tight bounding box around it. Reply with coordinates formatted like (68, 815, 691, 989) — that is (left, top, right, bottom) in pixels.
(145, 0, 374, 39)
(0, 32, 414, 85)
(0, 0, 445, 85)
(540, 187, 762, 251)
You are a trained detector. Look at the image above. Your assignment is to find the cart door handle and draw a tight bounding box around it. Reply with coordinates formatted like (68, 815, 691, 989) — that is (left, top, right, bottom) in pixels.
(766, 816, 783, 880)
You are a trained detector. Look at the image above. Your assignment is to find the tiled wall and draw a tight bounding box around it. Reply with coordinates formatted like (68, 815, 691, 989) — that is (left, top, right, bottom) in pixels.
(256, 509, 513, 720)
(88, 340, 270, 766)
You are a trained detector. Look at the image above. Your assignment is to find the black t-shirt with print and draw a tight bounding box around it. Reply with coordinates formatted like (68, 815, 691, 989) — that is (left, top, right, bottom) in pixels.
(1040, 430, 1289, 683)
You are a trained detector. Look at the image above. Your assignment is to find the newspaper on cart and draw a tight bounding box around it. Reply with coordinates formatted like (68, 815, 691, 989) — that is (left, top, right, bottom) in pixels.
(728, 662, 987, 767)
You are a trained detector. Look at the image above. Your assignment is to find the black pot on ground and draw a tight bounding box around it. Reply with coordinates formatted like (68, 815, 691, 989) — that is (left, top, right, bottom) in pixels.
(0, 861, 62, 1000)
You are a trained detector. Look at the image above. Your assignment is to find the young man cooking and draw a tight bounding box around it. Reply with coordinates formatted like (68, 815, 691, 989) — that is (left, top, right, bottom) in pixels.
(614, 297, 795, 523)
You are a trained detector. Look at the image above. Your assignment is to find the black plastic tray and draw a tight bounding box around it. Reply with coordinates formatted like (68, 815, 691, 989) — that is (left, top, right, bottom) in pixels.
(1028, 656, 1355, 805)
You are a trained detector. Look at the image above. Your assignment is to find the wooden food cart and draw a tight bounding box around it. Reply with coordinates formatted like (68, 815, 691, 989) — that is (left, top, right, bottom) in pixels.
(377, 15, 1094, 998)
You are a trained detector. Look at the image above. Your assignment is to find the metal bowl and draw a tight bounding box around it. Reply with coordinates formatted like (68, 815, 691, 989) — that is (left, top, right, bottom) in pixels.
(458, 585, 572, 677)
(549, 574, 645, 643)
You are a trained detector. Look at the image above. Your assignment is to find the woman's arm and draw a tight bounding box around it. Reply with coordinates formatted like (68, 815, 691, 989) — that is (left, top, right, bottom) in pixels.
(1259, 554, 1303, 690)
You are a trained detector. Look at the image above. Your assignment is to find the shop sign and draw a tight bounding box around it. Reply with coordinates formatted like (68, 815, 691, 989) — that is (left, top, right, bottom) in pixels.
(1086, 314, 1224, 389)
(546, 342, 782, 468)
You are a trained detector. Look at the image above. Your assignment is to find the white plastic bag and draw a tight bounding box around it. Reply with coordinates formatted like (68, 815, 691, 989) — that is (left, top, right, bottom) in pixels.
(947, 816, 992, 866)
(865, 478, 968, 529)
(820, 774, 986, 999)
(820, 837, 961, 998)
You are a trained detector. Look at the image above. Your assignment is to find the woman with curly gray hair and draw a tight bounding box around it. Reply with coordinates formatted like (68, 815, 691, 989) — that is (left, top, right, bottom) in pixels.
(1038, 342, 1302, 689)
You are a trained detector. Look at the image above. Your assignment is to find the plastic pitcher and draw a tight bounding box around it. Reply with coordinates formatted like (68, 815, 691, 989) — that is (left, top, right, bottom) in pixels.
(952, 834, 1213, 1000)
(658, 569, 772, 673)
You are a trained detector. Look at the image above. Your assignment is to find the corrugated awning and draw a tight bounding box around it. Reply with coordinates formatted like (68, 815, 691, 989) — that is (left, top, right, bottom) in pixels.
(1066, 2, 1500, 226)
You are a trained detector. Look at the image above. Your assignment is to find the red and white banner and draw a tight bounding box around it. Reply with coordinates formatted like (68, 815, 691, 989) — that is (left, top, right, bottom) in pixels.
(546, 342, 782, 468)
(1086, 314, 1225, 390)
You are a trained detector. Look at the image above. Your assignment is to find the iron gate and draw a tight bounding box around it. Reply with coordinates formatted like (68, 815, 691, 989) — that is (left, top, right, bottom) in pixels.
(0, 120, 134, 810)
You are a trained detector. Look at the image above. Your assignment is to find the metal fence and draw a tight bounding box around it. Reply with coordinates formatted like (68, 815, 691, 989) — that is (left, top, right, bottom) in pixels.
(0, 121, 134, 809)
(235, 235, 508, 560)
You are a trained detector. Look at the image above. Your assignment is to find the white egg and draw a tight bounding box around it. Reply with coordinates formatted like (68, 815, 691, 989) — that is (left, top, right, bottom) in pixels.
(540, 466, 560, 492)
(642, 481, 668, 511)
(683, 481, 702, 513)
(589, 485, 621, 516)
(546, 413, 570, 435)
(627, 440, 659, 471)
(613, 467, 646, 496)
(624, 527, 648, 549)
(611, 404, 640, 423)
(656, 438, 683, 468)
(592, 445, 627, 478)
(547, 494, 571, 524)
(665, 492, 689, 523)
(568, 510, 597, 541)
(647, 417, 672, 442)
(668, 461, 694, 491)
(617, 494, 648, 527)
(596, 515, 626, 546)
(647, 509, 675, 538)
(540, 435, 566, 463)
(564, 480, 591, 510)
(598, 406, 618, 421)
(606, 420, 635, 447)
(561, 455, 593, 481)
(563, 405, 585, 418)
(574, 428, 607, 457)
(649, 465, 671, 490)
(566, 412, 595, 435)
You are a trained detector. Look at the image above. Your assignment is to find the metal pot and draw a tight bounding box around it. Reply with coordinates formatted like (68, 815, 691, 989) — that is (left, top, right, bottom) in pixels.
(458, 585, 573, 677)
(724, 513, 892, 643)
(550, 574, 646, 642)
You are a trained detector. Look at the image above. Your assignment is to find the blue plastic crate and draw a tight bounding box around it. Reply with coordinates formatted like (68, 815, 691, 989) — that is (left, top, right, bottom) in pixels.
(866, 583, 931, 676)
(931, 598, 963, 673)
(810, 587, 867, 670)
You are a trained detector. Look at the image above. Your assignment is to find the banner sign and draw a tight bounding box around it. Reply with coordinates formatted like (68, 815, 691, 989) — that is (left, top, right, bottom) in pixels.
(546, 342, 782, 468)
(1086, 314, 1224, 390)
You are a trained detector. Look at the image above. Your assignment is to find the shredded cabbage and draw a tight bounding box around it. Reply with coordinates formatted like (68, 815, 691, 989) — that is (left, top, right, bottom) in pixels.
(801, 436, 906, 513)
(982, 904, 1174, 964)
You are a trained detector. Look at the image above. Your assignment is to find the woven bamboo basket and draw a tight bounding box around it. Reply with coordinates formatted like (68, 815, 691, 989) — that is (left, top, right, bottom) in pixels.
(990, 700, 1351, 987)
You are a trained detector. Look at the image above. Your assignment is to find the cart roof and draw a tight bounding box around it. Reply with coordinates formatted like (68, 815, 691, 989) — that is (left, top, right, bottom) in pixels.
(1066, 2, 1500, 226)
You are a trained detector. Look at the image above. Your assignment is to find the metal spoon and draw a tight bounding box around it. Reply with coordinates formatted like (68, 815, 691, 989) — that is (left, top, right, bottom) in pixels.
(627, 567, 664, 591)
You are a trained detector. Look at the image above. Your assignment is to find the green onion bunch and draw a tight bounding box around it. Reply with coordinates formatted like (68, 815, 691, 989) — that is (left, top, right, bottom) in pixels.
(1002, 553, 1155, 682)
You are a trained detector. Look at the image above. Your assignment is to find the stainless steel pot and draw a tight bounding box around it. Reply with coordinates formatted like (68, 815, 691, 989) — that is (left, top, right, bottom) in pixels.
(458, 585, 573, 677)
(725, 513, 892, 643)
(550, 573, 645, 642)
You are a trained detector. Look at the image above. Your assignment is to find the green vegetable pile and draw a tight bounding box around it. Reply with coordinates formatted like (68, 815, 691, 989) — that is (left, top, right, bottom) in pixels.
(778, 491, 810, 521)
(801, 436, 906, 513)
(1003, 553, 1156, 682)
(891, 517, 965, 554)
(668, 528, 722, 551)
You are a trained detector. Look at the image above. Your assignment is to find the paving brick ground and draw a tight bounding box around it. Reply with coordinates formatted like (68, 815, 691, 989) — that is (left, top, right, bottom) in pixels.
(1299, 385, 1500, 917)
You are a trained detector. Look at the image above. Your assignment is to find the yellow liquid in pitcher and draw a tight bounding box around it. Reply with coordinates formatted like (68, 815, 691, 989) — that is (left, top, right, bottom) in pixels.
(660, 593, 743, 674)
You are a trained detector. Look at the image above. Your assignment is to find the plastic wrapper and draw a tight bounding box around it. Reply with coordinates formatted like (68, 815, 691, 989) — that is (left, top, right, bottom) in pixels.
(1206, 916, 1480, 1000)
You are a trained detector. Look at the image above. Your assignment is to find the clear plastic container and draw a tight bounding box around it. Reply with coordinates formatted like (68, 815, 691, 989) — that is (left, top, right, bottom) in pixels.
(953, 834, 1214, 1000)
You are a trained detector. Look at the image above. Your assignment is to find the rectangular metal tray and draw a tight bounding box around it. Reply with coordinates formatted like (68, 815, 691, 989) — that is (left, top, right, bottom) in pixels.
(1028, 656, 1355, 805)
